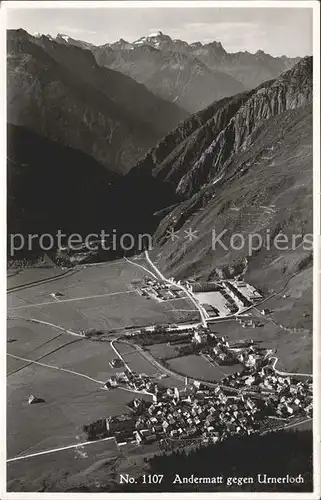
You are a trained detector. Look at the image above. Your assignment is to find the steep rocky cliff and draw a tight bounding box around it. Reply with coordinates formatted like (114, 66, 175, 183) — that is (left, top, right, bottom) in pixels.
(119, 58, 312, 302)
(132, 57, 312, 198)
(175, 56, 312, 197)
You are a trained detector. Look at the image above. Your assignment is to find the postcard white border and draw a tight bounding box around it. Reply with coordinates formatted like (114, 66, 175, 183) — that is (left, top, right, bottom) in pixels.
(0, 1, 320, 499)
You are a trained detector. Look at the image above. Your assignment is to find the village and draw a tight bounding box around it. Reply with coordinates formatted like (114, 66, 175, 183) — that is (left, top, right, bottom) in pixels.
(82, 322, 312, 450)
(78, 261, 313, 452)
(13, 254, 312, 467)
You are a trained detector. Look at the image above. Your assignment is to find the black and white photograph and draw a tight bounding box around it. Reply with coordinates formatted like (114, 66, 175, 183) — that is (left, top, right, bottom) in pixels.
(1, 1, 320, 497)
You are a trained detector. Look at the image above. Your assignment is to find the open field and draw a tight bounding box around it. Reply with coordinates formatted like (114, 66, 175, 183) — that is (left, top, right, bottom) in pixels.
(10, 293, 181, 331)
(121, 351, 160, 377)
(7, 317, 154, 461)
(7, 258, 193, 475)
(209, 318, 278, 346)
(167, 354, 242, 382)
(8, 435, 162, 492)
(7, 266, 66, 289)
(115, 343, 185, 389)
(7, 318, 73, 374)
(146, 342, 181, 360)
(8, 259, 197, 331)
(7, 358, 150, 459)
(7, 437, 121, 492)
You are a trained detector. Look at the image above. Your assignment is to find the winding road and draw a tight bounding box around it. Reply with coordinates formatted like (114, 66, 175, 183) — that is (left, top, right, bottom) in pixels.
(144, 250, 209, 327)
(269, 356, 312, 378)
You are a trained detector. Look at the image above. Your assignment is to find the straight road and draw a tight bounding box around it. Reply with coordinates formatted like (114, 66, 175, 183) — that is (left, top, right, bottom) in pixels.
(7, 436, 117, 463)
(7, 316, 82, 337)
(7, 268, 77, 293)
(7, 352, 105, 384)
(8, 290, 134, 310)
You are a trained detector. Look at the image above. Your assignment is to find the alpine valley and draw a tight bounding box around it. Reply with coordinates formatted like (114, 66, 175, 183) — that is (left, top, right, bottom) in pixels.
(7, 25, 313, 494)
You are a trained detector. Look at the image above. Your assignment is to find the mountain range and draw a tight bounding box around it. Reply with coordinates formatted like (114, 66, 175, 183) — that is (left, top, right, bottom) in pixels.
(54, 30, 301, 113)
(7, 29, 186, 175)
(7, 30, 311, 282)
(7, 25, 312, 371)
(6, 23, 313, 494)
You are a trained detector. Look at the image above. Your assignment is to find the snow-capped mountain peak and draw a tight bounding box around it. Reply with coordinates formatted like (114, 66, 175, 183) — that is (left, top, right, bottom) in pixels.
(148, 30, 164, 37)
(133, 31, 172, 48)
(56, 33, 70, 43)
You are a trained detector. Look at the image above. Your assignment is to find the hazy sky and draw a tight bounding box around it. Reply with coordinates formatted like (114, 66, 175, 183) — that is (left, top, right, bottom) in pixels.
(6, 5, 313, 57)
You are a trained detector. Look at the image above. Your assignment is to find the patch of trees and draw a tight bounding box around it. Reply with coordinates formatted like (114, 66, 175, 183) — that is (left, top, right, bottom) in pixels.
(134, 331, 191, 346)
(83, 419, 109, 441)
(115, 430, 313, 492)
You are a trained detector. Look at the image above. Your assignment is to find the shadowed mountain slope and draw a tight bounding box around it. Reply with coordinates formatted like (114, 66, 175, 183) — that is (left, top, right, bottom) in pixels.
(129, 57, 312, 198)
(7, 124, 118, 244)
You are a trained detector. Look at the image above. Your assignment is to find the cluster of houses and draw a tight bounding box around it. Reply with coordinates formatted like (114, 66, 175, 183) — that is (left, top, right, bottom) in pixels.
(81, 273, 310, 450)
(267, 379, 312, 419)
(104, 370, 159, 394)
(192, 328, 257, 367)
(191, 329, 313, 420)
(132, 385, 267, 445)
(236, 315, 264, 328)
(86, 324, 311, 445)
(192, 327, 271, 372)
(221, 369, 312, 419)
(84, 363, 311, 445)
